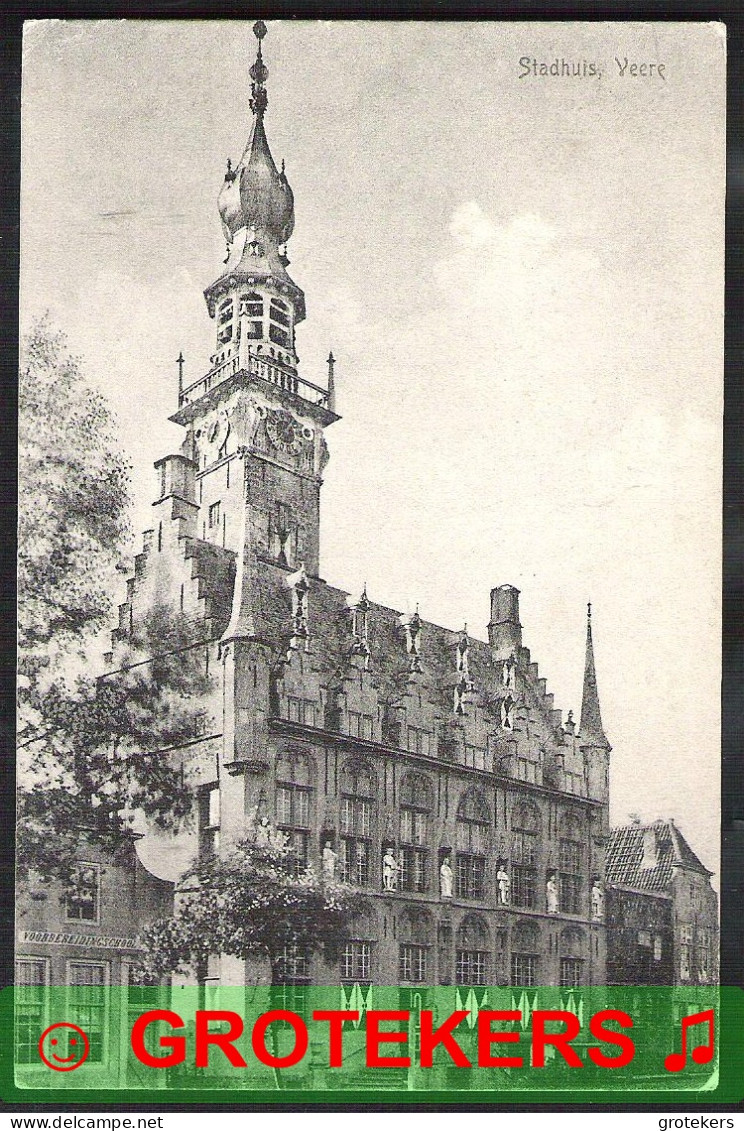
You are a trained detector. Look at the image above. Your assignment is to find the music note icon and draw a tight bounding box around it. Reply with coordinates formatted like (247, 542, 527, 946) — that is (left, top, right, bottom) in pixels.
(664, 1009, 715, 1072)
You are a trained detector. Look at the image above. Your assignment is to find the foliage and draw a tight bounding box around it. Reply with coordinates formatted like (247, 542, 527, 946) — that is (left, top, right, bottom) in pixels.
(17, 320, 214, 881)
(18, 317, 131, 725)
(136, 823, 355, 981)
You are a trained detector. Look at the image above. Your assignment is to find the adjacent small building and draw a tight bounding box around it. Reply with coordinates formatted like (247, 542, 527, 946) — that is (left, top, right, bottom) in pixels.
(605, 819, 718, 987)
(15, 834, 172, 1087)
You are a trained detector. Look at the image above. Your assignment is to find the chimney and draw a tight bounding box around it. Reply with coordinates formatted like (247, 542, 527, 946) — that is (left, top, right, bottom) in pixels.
(488, 584, 522, 661)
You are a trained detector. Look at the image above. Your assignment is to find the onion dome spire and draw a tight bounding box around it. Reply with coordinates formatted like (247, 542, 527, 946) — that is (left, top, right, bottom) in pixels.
(217, 21, 295, 257)
(579, 602, 610, 748)
(249, 19, 269, 117)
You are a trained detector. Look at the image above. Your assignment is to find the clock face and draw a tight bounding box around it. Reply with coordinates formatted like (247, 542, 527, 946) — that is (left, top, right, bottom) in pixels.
(205, 411, 230, 452)
(266, 410, 302, 455)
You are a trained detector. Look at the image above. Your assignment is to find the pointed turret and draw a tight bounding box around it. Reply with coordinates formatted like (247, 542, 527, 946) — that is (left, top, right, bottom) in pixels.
(206, 21, 306, 364)
(579, 602, 610, 749)
(217, 20, 295, 258)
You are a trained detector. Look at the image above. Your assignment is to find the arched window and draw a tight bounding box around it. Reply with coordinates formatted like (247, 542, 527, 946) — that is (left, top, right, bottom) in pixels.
(398, 908, 432, 984)
(276, 751, 313, 873)
(559, 927, 586, 987)
(340, 762, 375, 887)
(241, 292, 263, 339)
(455, 789, 490, 900)
(399, 773, 434, 893)
(511, 919, 540, 988)
(242, 292, 263, 317)
(341, 904, 376, 984)
(269, 297, 292, 350)
(456, 915, 489, 986)
(559, 812, 584, 915)
(511, 800, 541, 910)
(217, 299, 233, 346)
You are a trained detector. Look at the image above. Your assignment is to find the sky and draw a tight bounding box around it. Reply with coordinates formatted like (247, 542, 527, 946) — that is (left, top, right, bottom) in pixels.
(20, 20, 725, 880)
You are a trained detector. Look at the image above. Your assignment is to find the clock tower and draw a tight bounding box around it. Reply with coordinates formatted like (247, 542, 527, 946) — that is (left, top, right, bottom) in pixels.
(169, 21, 337, 579)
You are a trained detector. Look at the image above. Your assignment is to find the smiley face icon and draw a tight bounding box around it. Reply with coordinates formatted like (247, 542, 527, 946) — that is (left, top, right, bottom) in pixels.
(38, 1022, 90, 1071)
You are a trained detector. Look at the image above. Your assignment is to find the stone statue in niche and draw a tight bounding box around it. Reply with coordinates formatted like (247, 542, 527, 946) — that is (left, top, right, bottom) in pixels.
(546, 870, 559, 915)
(401, 608, 422, 674)
(318, 435, 330, 476)
(497, 862, 510, 905)
(502, 655, 516, 690)
(591, 877, 604, 921)
(236, 396, 265, 447)
(501, 695, 515, 730)
(322, 841, 338, 881)
(382, 848, 399, 892)
(440, 856, 453, 899)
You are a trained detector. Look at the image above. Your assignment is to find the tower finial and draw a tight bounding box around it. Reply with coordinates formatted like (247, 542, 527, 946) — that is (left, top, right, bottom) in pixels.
(250, 21, 269, 117)
(579, 602, 609, 748)
(176, 351, 185, 402)
(327, 351, 336, 413)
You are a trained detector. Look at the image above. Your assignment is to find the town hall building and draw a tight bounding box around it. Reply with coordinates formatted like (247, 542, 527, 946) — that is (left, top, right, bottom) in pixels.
(101, 21, 612, 994)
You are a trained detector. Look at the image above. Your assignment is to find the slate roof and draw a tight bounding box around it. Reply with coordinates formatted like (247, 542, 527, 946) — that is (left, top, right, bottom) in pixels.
(240, 559, 560, 730)
(606, 820, 710, 893)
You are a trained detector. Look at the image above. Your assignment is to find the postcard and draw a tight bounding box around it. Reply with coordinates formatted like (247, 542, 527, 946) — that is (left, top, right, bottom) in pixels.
(14, 18, 727, 1105)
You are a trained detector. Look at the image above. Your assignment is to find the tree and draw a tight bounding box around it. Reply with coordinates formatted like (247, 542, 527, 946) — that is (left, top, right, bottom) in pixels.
(136, 818, 355, 982)
(18, 317, 131, 744)
(17, 320, 213, 880)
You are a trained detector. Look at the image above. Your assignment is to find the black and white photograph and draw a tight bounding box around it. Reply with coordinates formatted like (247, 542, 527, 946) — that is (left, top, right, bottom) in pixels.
(14, 18, 726, 1097)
